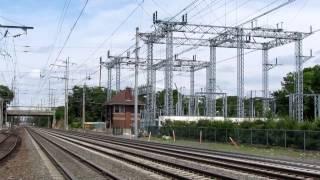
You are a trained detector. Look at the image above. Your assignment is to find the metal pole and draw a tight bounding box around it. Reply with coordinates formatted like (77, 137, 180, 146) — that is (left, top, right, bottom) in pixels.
(64, 57, 69, 130)
(250, 90, 254, 119)
(134, 27, 139, 138)
(82, 83, 86, 129)
(99, 57, 102, 87)
(284, 130, 287, 148)
(224, 95, 228, 118)
(0, 100, 3, 130)
(237, 28, 244, 120)
(189, 66, 195, 116)
(164, 27, 173, 116)
(304, 130, 306, 151)
(295, 34, 303, 122)
(262, 46, 269, 116)
(107, 67, 112, 101)
(116, 60, 120, 93)
(146, 40, 154, 129)
(250, 129, 253, 145)
(318, 95, 320, 118)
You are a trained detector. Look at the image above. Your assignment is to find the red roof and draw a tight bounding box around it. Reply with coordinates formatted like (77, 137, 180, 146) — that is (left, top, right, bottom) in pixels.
(104, 87, 144, 106)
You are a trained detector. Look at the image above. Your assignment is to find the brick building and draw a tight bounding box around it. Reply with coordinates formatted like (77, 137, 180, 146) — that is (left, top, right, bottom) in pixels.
(103, 88, 144, 134)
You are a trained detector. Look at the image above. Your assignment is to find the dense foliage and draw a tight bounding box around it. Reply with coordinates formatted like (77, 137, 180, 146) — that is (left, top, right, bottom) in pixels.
(0, 85, 14, 103)
(162, 118, 320, 131)
(55, 86, 109, 128)
(274, 65, 320, 120)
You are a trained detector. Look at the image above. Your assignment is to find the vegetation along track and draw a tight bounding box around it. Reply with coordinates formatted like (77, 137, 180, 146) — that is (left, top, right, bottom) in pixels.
(47, 128, 320, 179)
(0, 132, 19, 161)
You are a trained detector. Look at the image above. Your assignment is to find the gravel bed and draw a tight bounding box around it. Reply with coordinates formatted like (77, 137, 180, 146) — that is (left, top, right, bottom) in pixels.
(0, 135, 17, 159)
(36, 129, 166, 180)
(0, 133, 8, 143)
(0, 128, 54, 180)
(43, 129, 267, 179)
(29, 130, 107, 180)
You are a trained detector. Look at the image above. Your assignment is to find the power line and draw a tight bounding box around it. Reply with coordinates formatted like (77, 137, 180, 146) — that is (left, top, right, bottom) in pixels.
(74, 1, 144, 72)
(34, 0, 88, 105)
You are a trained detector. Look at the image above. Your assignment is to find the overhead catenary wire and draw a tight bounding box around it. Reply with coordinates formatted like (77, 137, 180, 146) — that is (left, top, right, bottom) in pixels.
(34, 0, 89, 103)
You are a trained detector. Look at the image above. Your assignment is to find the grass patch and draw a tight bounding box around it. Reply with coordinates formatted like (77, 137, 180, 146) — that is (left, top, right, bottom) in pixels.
(141, 136, 320, 164)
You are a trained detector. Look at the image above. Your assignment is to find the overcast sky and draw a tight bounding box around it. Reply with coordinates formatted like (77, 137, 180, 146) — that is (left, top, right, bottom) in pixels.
(0, 0, 319, 107)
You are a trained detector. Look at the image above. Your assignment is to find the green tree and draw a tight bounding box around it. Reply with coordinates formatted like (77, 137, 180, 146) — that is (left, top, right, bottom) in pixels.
(0, 85, 14, 103)
(273, 65, 320, 120)
(68, 86, 108, 127)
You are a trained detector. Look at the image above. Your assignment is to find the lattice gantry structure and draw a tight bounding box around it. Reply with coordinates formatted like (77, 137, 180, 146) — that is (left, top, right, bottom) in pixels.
(148, 12, 313, 121)
(103, 9, 314, 128)
(289, 93, 320, 121)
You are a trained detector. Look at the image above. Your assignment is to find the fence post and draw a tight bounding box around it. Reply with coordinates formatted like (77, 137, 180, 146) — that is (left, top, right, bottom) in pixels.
(284, 130, 287, 148)
(250, 129, 253, 145)
(237, 129, 240, 142)
(266, 129, 269, 146)
(225, 129, 228, 142)
(304, 130, 306, 151)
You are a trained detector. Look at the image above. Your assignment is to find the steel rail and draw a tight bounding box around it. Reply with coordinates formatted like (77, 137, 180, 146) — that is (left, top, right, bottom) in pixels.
(49, 129, 320, 179)
(27, 128, 121, 180)
(36, 128, 235, 179)
(0, 134, 19, 161)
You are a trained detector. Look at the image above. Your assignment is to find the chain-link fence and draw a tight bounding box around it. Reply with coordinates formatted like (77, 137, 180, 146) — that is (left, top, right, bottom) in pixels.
(157, 127, 320, 151)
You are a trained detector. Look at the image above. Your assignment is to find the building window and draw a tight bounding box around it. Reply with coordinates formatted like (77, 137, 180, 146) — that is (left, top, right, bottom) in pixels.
(114, 106, 119, 113)
(119, 106, 125, 112)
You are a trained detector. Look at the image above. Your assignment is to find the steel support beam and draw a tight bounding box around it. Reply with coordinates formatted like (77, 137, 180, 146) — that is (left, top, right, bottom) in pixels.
(317, 95, 320, 119)
(115, 61, 120, 93)
(262, 46, 269, 116)
(146, 41, 154, 128)
(295, 34, 303, 122)
(237, 29, 245, 120)
(314, 95, 320, 120)
(206, 44, 216, 117)
(189, 66, 195, 116)
(164, 29, 173, 116)
(0, 100, 3, 129)
(289, 94, 294, 118)
(107, 67, 112, 101)
(223, 95, 228, 118)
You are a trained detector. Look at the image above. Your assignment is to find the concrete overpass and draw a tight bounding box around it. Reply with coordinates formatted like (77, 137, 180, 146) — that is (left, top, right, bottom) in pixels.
(7, 109, 54, 116)
(1, 106, 56, 129)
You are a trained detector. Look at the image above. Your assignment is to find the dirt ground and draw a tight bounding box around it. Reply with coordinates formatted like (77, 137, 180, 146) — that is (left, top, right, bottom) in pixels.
(0, 128, 54, 180)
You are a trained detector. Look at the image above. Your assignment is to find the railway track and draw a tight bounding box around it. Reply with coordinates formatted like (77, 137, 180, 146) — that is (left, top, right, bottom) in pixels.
(45, 128, 320, 179)
(0, 133, 19, 161)
(27, 128, 120, 180)
(30, 128, 258, 179)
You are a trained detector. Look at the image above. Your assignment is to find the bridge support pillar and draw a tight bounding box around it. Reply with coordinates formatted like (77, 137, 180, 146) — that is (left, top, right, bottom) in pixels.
(53, 110, 56, 128)
(0, 100, 3, 129)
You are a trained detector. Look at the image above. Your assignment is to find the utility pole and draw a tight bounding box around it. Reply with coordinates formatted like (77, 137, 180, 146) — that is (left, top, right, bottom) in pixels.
(64, 57, 69, 130)
(134, 27, 140, 138)
(99, 57, 102, 87)
(82, 74, 91, 129)
(48, 80, 51, 128)
(82, 84, 86, 129)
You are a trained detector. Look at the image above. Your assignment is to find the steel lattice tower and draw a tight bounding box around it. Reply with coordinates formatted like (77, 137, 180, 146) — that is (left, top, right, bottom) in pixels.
(189, 65, 195, 116)
(295, 33, 303, 122)
(107, 67, 112, 101)
(262, 44, 269, 116)
(206, 44, 216, 117)
(146, 40, 155, 128)
(237, 28, 245, 119)
(165, 28, 174, 116)
(115, 60, 120, 93)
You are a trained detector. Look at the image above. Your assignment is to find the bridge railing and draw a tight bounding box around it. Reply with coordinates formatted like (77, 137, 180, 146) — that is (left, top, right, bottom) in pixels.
(7, 106, 54, 112)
